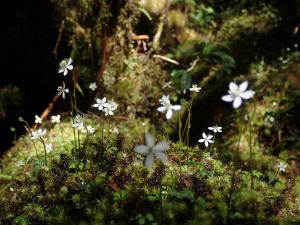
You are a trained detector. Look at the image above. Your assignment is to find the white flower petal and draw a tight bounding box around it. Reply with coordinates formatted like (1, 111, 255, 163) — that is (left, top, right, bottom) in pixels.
(68, 58, 73, 65)
(204, 141, 209, 147)
(166, 109, 173, 119)
(155, 152, 168, 163)
(157, 106, 167, 112)
(202, 132, 207, 138)
(153, 141, 169, 152)
(229, 82, 238, 91)
(239, 81, 248, 92)
(207, 139, 214, 143)
(145, 153, 154, 167)
(145, 133, 155, 147)
(134, 145, 149, 155)
(67, 65, 73, 70)
(63, 69, 68, 76)
(222, 94, 234, 102)
(233, 97, 242, 108)
(240, 90, 255, 99)
(171, 105, 181, 110)
(198, 139, 205, 143)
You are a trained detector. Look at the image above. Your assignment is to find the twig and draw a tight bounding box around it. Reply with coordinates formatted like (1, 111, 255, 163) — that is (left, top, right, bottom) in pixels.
(52, 20, 65, 58)
(152, 0, 172, 50)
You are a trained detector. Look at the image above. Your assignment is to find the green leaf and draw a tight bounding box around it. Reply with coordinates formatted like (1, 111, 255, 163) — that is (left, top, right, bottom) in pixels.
(171, 69, 185, 78)
(180, 72, 191, 92)
(0, 174, 12, 181)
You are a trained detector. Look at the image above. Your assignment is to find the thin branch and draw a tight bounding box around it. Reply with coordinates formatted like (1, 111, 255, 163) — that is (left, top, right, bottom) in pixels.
(53, 20, 65, 58)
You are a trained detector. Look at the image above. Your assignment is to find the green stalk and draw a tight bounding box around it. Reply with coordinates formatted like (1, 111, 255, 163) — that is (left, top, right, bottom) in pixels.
(249, 100, 256, 189)
(209, 133, 216, 156)
(39, 137, 47, 166)
(226, 110, 244, 224)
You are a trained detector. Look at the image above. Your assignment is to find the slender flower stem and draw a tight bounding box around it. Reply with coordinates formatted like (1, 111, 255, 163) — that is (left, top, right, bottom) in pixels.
(226, 109, 244, 224)
(32, 141, 39, 157)
(78, 130, 81, 150)
(39, 137, 47, 166)
(249, 99, 256, 189)
(178, 106, 182, 143)
(209, 133, 216, 156)
(70, 94, 77, 152)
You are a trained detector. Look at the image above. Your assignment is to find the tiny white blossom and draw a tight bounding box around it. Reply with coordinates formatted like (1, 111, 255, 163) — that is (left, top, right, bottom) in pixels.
(51, 115, 61, 124)
(30, 128, 46, 140)
(35, 115, 42, 124)
(208, 125, 222, 133)
(104, 100, 118, 116)
(222, 81, 255, 108)
(89, 82, 97, 91)
(57, 82, 69, 99)
(189, 84, 202, 93)
(45, 143, 53, 153)
(72, 115, 84, 130)
(58, 57, 73, 76)
(157, 95, 181, 120)
(134, 133, 169, 168)
(198, 132, 214, 147)
(92, 97, 108, 111)
(110, 127, 119, 134)
(86, 125, 95, 134)
(278, 162, 287, 172)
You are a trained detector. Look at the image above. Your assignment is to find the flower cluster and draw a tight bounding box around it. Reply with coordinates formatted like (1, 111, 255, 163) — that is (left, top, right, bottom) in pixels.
(92, 97, 118, 116)
(198, 125, 222, 147)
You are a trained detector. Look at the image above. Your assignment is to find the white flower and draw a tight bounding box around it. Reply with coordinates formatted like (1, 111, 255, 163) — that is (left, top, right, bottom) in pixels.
(134, 133, 169, 168)
(45, 143, 53, 153)
(208, 125, 222, 133)
(92, 97, 108, 111)
(222, 81, 255, 108)
(189, 84, 202, 93)
(72, 115, 84, 130)
(89, 82, 97, 91)
(86, 125, 95, 134)
(51, 115, 61, 124)
(30, 128, 46, 140)
(198, 132, 214, 147)
(103, 100, 118, 116)
(58, 58, 73, 76)
(57, 82, 69, 99)
(109, 127, 119, 134)
(157, 95, 181, 120)
(35, 115, 42, 124)
(278, 162, 287, 172)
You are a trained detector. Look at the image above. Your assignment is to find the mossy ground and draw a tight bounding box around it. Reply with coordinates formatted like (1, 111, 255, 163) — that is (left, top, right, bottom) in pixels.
(1, 0, 300, 224)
